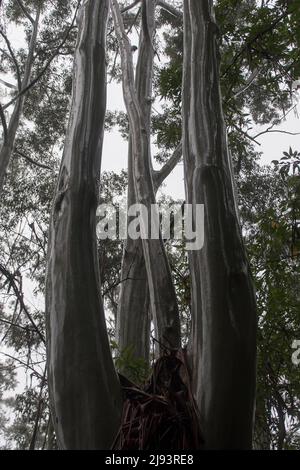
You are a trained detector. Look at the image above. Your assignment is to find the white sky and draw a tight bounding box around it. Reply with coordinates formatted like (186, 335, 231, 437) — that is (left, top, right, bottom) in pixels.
(103, 80, 300, 202)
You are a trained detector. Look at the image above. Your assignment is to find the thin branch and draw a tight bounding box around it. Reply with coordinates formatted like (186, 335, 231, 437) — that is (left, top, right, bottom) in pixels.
(230, 122, 261, 146)
(157, 0, 182, 18)
(15, 0, 34, 24)
(253, 129, 300, 140)
(29, 366, 47, 450)
(3, 1, 81, 111)
(102, 275, 146, 297)
(14, 148, 53, 171)
(121, 0, 141, 14)
(0, 317, 36, 333)
(230, 68, 262, 101)
(0, 352, 44, 379)
(0, 31, 22, 90)
(0, 263, 45, 344)
(152, 142, 182, 190)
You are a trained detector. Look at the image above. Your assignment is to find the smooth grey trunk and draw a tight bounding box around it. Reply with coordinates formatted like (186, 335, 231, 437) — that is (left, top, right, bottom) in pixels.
(117, 145, 151, 361)
(182, 0, 257, 449)
(46, 0, 121, 450)
(112, 0, 181, 351)
(0, 7, 40, 194)
(116, 0, 156, 361)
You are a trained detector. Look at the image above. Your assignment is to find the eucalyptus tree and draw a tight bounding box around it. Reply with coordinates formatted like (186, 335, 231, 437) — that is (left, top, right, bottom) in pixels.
(46, 0, 122, 450)
(114, 0, 182, 361)
(1, 0, 299, 451)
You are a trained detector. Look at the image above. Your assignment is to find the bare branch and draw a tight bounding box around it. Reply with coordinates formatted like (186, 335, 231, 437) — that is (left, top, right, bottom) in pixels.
(152, 142, 182, 191)
(29, 366, 47, 450)
(253, 129, 300, 139)
(0, 317, 36, 332)
(231, 68, 262, 100)
(14, 148, 54, 171)
(0, 30, 22, 90)
(15, 0, 34, 24)
(230, 122, 261, 146)
(121, 0, 141, 14)
(157, 0, 182, 18)
(0, 263, 45, 344)
(0, 352, 44, 379)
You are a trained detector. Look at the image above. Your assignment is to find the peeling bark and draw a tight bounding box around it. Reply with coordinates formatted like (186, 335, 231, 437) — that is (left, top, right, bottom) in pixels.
(182, 0, 257, 449)
(46, 0, 121, 450)
(112, 0, 181, 351)
(0, 7, 40, 194)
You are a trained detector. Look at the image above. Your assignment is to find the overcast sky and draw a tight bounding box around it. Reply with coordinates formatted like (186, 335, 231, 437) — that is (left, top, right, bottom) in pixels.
(103, 81, 300, 202)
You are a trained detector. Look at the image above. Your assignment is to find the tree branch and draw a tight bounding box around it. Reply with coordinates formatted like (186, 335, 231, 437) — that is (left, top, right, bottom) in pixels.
(253, 129, 300, 140)
(230, 122, 261, 146)
(15, 0, 34, 24)
(0, 352, 44, 379)
(152, 142, 182, 191)
(121, 0, 141, 14)
(14, 148, 53, 171)
(0, 263, 45, 344)
(157, 0, 182, 18)
(0, 317, 36, 333)
(0, 30, 22, 90)
(230, 68, 262, 101)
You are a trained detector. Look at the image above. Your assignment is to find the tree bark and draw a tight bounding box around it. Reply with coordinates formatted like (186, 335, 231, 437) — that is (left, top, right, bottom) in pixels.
(0, 6, 40, 194)
(182, 0, 257, 449)
(46, 0, 122, 450)
(112, 0, 181, 352)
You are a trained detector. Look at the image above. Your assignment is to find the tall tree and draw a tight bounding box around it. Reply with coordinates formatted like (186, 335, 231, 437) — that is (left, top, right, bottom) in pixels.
(116, 1, 182, 361)
(46, 0, 122, 450)
(111, 0, 181, 352)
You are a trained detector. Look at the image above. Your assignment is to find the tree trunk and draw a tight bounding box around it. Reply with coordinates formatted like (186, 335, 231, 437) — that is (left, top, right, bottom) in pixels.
(0, 7, 40, 194)
(116, 0, 155, 361)
(182, 0, 257, 449)
(112, 0, 181, 352)
(46, 0, 122, 450)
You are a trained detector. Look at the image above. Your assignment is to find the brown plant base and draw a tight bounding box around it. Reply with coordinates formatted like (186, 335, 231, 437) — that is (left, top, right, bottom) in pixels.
(112, 349, 204, 450)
